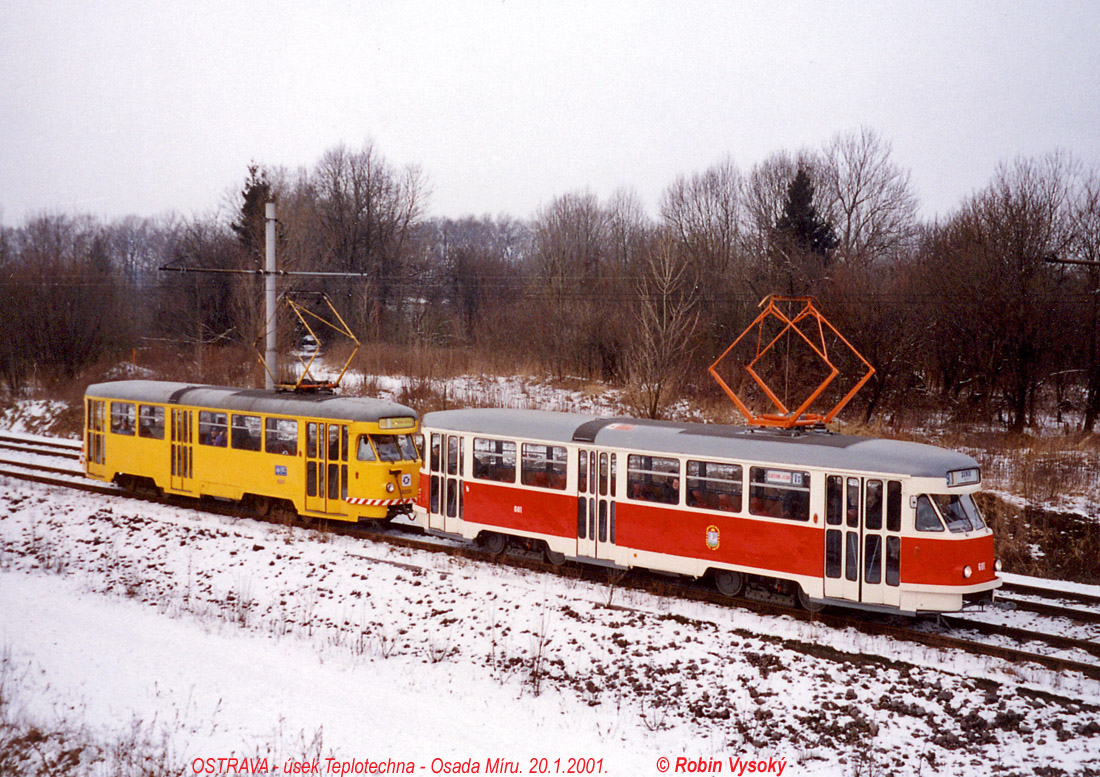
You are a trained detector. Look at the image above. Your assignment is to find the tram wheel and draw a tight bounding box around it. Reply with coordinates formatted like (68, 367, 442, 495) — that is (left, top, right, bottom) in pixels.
(249, 495, 272, 518)
(714, 570, 744, 598)
(481, 532, 507, 556)
(543, 545, 566, 566)
(798, 588, 826, 613)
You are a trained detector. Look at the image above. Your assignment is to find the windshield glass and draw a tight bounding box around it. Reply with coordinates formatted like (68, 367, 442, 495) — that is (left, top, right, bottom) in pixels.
(931, 493, 986, 533)
(915, 495, 944, 532)
(371, 434, 417, 462)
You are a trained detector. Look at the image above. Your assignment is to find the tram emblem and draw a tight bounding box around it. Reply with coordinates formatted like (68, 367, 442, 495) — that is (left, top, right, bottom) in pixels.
(706, 525, 720, 550)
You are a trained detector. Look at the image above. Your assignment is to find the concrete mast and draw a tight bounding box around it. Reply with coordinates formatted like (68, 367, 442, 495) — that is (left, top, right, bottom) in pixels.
(264, 202, 277, 390)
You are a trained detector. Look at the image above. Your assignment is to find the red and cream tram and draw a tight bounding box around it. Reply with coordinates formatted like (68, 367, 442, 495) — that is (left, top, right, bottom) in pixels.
(414, 409, 1000, 614)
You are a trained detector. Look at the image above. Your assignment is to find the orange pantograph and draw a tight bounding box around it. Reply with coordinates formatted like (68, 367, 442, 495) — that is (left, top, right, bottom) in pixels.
(708, 295, 874, 429)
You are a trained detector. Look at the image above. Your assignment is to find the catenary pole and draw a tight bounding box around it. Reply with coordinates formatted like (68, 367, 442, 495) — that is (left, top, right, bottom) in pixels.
(264, 202, 277, 391)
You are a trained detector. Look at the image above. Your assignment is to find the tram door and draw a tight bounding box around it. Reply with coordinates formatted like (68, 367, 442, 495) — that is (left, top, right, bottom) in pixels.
(427, 433, 463, 532)
(305, 422, 348, 516)
(85, 399, 107, 479)
(823, 476, 901, 607)
(169, 409, 193, 492)
(576, 449, 616, 560)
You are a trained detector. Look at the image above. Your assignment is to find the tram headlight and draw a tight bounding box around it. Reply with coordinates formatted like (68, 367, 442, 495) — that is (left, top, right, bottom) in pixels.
(963, 565, 973, 579)
(386, 483, 395, 493)
(995, 559, 1002, 573)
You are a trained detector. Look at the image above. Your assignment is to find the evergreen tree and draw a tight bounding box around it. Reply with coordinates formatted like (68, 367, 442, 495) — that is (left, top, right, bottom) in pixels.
(775, 167, 836, 258)
(231, 164, 272, 264)
(770, 167, 837, 293)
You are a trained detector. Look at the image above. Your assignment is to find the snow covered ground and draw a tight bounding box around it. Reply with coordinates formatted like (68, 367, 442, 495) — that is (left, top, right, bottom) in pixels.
(3, 477, 1100, 777)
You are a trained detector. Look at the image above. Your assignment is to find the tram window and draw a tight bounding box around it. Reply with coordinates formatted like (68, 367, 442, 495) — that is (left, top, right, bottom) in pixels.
(328, 426, 341, 460)
(865, 480, 883, 530)
(845, 532, 859, 581)
(885, 536, 901, 586)
(915, 495, 945, 532)
(886, 481, 902, 532)
(521, 444, 568, 490)
(472, 438, 516, 483)
(110, 402, 136, 435)
(578, 452, 588, 493)
(627, 455, 680, 505)
(826, 475, 843, 526)
(447, 436, 459, 476)
(686, 460, 742, 513)
(748, 467, 810, 521)
(307, 462, 318, 496)
(864, 535, 882, 584)
(306, 423, 317, 458)
(327, 462, 340, 499)
(371, 434, 417, 463)
(87, 399, 106, 432)
(846, 478, 859, 527)
(265, 418, 298, 456)
(198, 411, 227, 447)
(413, 433, 424, 461)
(357, 435, 377, 461)
(446, 478, 457, 517)
(932, 493, 986, 533)
(430, 434, 441, 471)
(231, 414, 262, 451)
(138, 405, 164, 440)
(825, 530, 842, 578)
(609, 454, 617, 497)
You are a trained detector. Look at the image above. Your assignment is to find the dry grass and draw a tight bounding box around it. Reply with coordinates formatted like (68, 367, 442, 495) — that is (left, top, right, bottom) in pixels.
(349, 342, 543, 383)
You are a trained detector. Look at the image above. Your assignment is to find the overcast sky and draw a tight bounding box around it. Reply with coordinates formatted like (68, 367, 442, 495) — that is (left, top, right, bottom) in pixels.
(2, 1, 1098, 226)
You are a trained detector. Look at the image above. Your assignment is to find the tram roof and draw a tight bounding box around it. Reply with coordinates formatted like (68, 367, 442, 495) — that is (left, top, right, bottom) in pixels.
(86, 380, 417, 423)
(422, 408, 978, 479)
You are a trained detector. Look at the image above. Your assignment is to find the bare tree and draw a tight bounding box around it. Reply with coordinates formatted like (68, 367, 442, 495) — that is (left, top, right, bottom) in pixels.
(604, 188, 651, 271)
(659, 158, 754, 366)
(529, 191, 617, 378)
(915, 154, 1078, 429)
(819, 127, 920, 266)
(624, 232, 701, 418)
(1, 214, 123, 383)
(660, 158, 742, 279)
(308, 140, 429, 340)
(1069, 167, 1100, 429)
(156, 215, 241, 377)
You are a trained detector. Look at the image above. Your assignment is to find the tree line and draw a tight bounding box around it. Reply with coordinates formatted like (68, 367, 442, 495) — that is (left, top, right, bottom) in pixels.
(2, 129, 1099, 431)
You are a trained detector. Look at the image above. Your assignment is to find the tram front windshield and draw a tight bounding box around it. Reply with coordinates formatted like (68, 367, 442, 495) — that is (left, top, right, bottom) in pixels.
(930, 493, 986, 533)
(358, 434, 418, 462)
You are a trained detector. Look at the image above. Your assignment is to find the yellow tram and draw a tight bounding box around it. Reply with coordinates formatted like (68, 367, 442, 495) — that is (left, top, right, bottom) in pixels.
(84, 381, 420, 521)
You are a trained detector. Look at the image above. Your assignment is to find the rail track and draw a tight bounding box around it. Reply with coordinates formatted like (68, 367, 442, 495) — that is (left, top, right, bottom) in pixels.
(997, 581, 1100, 624)
(0, 432, 82, 460)
(4, 432, 1100, 684)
